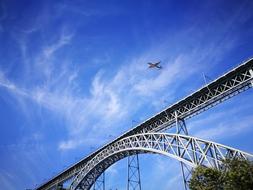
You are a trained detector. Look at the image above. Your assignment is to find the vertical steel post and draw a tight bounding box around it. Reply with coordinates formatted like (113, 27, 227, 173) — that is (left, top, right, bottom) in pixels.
(127, 120, 142, 190)
(175, 111, 191, 190)
(127, 154, 142, 190)
(249, 69, 253, 86)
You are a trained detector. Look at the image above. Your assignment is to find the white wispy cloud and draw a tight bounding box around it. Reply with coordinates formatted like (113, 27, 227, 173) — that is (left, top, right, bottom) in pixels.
(193, 115, 253, 142)
(0, 50, 198, 151)
(0, 171, 15, 190)
(43, 33, 73, 59)
(0, 9, 243, 153)
(139, 155, 183, 190)
(0, 43, 228, 152)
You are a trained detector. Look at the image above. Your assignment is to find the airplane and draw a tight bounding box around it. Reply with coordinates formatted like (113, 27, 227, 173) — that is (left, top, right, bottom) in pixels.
(147, 61, 162, 69)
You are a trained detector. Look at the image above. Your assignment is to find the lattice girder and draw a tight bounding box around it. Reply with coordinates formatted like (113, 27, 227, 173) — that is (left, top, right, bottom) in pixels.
(70, 133, 253, 190)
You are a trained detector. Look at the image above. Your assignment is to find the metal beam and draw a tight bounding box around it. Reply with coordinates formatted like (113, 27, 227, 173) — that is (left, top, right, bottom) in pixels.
(127, 155, 141, 190)
(175, 116, 190, 190)
(249, 68, 253, 86)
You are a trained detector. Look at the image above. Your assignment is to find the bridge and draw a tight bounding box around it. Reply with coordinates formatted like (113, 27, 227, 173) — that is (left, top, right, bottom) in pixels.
(36, 58, 253, 190)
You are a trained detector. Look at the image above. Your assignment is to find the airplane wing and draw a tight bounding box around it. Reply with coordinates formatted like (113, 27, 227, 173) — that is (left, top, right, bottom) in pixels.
(154, 61, 161, 66)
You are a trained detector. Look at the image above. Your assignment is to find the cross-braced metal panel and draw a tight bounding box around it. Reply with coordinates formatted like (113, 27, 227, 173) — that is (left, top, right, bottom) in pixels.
(70, 133, 253, 190)
(127, 154, 141, 190)
(180, 162, 192, 190)
(174, 117, 190, 190)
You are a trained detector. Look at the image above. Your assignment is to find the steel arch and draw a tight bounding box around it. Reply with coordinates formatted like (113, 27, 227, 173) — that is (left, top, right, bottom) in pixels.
(70, 133, 253, 190)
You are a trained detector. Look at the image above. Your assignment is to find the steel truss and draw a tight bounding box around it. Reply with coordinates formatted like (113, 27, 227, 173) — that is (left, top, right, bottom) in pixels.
(127, 121, 142, 190)
(175, 115, 190, 190)
(180, 162, 192, 190)
(36, 58, 253, 190)
(127, 154, 141, 190)
(70, 133, 253, 190)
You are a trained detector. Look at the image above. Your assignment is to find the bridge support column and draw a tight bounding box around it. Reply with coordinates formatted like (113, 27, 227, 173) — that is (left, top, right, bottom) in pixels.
(180, 162, 192, 190)
(127, 154, 142, 190)
(175, 111, 191, 190)
(127, 121, 142, 190)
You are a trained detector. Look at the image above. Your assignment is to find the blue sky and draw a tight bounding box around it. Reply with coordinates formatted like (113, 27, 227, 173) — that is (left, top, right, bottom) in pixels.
(0, 0, 253, 189)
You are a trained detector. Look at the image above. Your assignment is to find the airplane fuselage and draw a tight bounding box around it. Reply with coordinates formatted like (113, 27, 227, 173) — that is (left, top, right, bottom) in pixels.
(148, 61, 162, 69)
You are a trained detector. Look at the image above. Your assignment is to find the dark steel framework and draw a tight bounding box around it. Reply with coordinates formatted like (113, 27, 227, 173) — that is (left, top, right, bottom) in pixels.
(36, 58, 253, 190)
(127, 155, 141, 190)
(175, 116, 190, 190)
